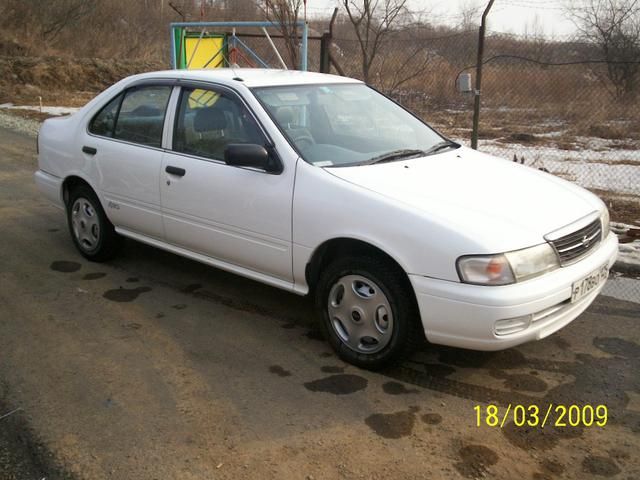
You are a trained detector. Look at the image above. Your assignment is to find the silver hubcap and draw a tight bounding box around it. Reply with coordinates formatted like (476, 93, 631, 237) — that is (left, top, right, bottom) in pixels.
(71, 197, 100, 252)
(327, 274, 394, 354)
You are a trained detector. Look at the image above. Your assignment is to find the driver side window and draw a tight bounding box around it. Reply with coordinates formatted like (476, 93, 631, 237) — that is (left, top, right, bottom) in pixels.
(173, 87, 264, 161)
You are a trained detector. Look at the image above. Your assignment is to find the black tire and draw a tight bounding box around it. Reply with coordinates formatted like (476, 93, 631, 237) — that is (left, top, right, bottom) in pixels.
(66, 185, 121, 262)
(315, 256, 423, 370)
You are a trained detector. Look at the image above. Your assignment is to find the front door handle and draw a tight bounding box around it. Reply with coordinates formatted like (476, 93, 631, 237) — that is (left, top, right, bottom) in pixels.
(165, 165, 186, 177)
(82, 146, 97, 155)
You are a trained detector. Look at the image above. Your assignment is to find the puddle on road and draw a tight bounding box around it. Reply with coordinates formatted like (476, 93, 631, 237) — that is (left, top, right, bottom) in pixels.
(421, 413, 442, 425)
(103, 286, 151, 302)
(304, 374, 367, 395)
(582, 455, 621, 477)
(454, 444, 499, 478)
(269, 365, 292, 377)
(82, 272, 105, 280)
(364, 406, 419, 439)
(50, 260, 81, 273)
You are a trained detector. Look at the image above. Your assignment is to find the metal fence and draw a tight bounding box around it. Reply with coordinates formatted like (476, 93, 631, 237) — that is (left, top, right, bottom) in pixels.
(329, 30, 639, 295)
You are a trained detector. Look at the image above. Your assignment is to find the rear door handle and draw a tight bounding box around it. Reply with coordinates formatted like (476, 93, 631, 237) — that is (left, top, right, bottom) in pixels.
(82, 146, 97, 155)
(165, 165, 186, 177)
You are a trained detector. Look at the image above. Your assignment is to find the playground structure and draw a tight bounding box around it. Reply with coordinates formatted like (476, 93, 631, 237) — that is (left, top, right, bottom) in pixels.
(170, 21, 309, 71)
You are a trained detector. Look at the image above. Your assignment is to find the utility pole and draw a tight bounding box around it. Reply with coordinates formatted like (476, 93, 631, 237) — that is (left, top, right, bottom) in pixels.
(471, 0, 495, 150)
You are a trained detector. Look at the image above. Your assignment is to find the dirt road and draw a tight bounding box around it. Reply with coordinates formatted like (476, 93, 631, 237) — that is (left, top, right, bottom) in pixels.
(1, 127, 639, 479)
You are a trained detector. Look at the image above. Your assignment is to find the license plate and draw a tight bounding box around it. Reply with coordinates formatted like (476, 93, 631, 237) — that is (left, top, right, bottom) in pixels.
(571, 264, 609, 303)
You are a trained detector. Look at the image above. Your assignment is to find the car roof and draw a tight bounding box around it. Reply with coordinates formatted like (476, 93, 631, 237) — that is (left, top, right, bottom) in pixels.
(134, 68, 362, 88)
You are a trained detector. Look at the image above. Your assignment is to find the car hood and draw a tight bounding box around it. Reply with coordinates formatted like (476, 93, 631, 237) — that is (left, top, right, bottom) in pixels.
(325, 146, 603, 252)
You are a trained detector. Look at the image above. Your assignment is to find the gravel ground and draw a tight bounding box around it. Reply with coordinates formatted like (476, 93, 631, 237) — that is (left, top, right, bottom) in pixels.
(1, 122, 639, 480)
(0, 111, 41, 137)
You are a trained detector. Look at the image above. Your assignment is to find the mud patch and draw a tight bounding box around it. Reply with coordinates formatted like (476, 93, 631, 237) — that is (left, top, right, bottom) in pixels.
(269, 365, 292, 377)
(382, 381, 419, 395)
(540, 459, 565, 475)
(320, 365, 344, 374)
(304, 329, 324, 341)
(182, 283, 202, 293)
(424, 363, 456, 378)
(82, 272, 106, 280)
(502, 421, 583, 451)
(490, 370, 548, 392)
(554, 337, 571, 349)
(439, 347, 527, 369)
(454, 444, 499, 478)
(364, 406, 418, 439)
(421, 413, 443, 425)
(303, 374, 367, 395)
(103, 286, 151, 303)
(50, 260, 81, 273)
(582, 455, 620, 477)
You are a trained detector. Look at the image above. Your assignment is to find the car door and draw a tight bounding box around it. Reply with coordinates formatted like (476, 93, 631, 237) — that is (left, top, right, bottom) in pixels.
(160, 85, 294, 282)
(83, 84, 172, 239)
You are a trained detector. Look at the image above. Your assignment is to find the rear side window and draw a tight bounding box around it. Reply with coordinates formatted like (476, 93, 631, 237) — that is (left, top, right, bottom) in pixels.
(114, 86, 172, 148)
(89, 93, 122, 137)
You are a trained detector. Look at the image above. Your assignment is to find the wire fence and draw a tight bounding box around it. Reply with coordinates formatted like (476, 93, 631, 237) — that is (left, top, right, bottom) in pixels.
(331, 32, 640, 228)
(330, 31, 639, 294)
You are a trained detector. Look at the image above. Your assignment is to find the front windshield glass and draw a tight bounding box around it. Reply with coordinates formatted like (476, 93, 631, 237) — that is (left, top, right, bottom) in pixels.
(252, 83, 450, 167)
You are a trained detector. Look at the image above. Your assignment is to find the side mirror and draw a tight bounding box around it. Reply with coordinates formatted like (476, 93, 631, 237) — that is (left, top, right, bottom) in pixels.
(224, 144, 280, 173)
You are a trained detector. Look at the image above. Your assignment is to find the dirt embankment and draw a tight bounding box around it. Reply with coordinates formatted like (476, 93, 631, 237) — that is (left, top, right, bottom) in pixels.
(0, 56, 165, 106)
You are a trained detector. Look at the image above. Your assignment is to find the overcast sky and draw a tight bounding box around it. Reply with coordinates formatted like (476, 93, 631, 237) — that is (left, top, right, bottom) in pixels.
(304, 0, 578, 38)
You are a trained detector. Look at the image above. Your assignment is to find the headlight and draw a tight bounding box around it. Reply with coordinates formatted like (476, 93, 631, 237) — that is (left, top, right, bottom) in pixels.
(601, 208, 610, 239)
(457, 243, 559, 285)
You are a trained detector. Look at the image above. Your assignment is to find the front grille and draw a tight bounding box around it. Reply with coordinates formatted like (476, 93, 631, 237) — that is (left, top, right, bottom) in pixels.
(549, 218, 602, 265)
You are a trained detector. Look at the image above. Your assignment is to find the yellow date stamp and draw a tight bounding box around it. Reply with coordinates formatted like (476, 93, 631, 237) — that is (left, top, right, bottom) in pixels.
(474, 404, 608, 428)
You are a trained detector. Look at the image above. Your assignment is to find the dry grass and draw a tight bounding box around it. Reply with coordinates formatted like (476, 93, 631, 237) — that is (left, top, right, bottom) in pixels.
(590, 190, 640, 225)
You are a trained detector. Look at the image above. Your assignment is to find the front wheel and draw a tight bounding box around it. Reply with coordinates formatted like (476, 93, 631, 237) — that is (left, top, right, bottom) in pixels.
(315, 256, 422, 370)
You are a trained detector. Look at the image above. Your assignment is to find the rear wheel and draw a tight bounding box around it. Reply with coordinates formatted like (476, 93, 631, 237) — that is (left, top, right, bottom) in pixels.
(66, 185, 121, 261)
(315, 256, 422, 370)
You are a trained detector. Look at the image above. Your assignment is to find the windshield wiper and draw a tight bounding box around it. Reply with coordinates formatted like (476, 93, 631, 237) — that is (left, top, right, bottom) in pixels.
(363, 149, 426, 165)
(423, 140, 459, 156)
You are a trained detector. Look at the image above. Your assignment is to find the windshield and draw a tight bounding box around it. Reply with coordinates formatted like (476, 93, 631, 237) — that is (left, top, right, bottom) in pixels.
(252, 83, 452, 167)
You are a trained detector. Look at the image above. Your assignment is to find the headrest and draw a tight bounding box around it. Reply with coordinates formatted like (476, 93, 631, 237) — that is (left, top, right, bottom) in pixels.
(275, 106, 295, 126)
(194, 107, 227, 132)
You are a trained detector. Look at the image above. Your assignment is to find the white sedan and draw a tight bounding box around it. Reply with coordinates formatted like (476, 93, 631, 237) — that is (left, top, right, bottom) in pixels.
(35, 69, 618, 369)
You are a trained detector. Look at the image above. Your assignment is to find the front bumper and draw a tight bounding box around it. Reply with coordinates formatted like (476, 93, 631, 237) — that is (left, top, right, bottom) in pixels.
(409, 233, 619, 351)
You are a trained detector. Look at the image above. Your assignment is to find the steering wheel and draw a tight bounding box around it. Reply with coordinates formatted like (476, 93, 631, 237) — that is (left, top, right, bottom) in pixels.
(292, 132, 315, 150)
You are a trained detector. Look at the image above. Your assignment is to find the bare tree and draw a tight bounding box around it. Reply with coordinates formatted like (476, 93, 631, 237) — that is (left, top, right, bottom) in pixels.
(458, 0, 481, 31)
(567, 0, 640, 98)
(342, 0, 410, 83)
(40, 0, 98, 41)
(259, 0, 303, 68)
